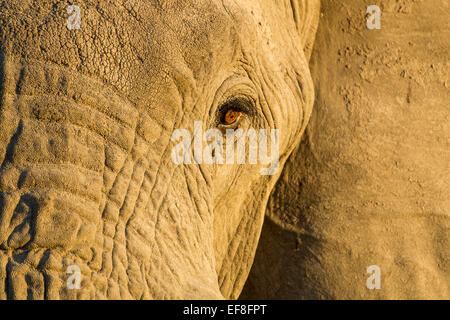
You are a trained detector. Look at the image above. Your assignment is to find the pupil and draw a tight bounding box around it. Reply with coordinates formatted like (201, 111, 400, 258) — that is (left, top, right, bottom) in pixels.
(224, 110, 240, 124)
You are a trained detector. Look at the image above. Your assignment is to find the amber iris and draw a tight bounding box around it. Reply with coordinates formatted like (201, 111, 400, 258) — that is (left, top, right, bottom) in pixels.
(223, 109, 241, 125)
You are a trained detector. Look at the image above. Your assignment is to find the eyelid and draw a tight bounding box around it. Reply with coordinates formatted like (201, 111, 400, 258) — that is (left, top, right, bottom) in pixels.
(209, 77, 259, 121)
(215, 97, 256, 129)
(217, 96, 257, 117)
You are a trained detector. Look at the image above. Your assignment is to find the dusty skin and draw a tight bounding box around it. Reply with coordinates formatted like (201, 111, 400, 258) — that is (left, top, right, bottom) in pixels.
(242, 0, 450, 299)
(0, 0, 447, 300)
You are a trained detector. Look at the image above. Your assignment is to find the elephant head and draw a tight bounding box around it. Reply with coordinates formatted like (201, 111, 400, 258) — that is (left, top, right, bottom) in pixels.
(0, 0, 320, 299)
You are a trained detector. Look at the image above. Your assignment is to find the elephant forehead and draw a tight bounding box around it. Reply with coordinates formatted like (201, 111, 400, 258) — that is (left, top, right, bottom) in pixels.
(0, 0, 241, 112)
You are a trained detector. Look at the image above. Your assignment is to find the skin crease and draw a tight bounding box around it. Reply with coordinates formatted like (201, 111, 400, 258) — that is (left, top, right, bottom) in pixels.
(242, 0, 450, 299)
(0, 0, 319, 299)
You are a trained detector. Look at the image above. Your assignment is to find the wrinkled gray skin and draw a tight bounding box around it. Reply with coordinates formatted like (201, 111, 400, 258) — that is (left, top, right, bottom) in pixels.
(0, 1, 319, 299)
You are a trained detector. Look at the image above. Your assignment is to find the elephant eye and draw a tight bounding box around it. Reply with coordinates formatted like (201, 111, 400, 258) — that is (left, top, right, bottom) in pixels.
(221, 109, 242, 125)
(216, 97, 254, 128)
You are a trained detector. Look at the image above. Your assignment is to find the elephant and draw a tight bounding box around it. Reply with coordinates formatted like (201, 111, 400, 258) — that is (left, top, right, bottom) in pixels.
(0, 0, 321, 299)
(242, 0, 450, 299)
(1, 0, 448, 301)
